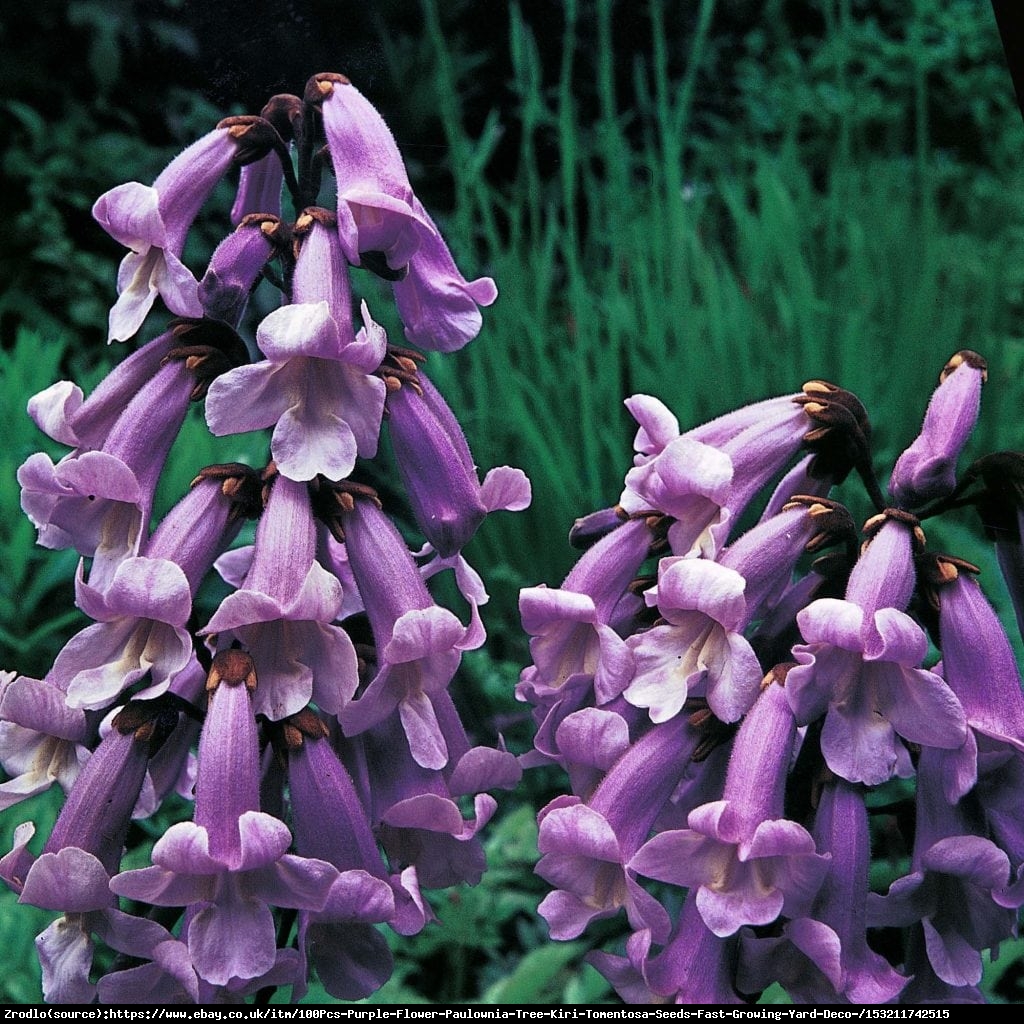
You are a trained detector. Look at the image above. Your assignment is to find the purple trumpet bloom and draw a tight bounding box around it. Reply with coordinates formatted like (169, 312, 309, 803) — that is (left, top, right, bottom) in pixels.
(203, 474, 358, 720)
(93, 127, 245, 342)
(2, 707, 172, 1003)
(358, 708, 509, 890)
(110, 652, 337, 987)
(198, 215, 279, 327)
(387, 368, 530, 558)
(98, 932, 302, 1005)
(869, 748, 1022, 988)
(231, 153, 284, 224)
(519, 517, 652, 707)
(619, 392, 812, 557)
(890, 351, 986, 509)
(339, 497, 483, 769)
(535, 714, 701, 941)
(205, 213, 387, 482)
(739, 779, 907, 1003)
(26, 333, 176, 450)
(46, 467, 254, 710)
(284, 713, 406, 1000)
(624, 501, 842, 725)
(19, 346, 198, 589)
(629, 680, 829, 937)
(926, 558, 1024, 802)
(787, 518, 967, 785)
(310, 73, 431, 270)
(51, 557, 193, 710)
(391, 198, 498, 353)
(623, 557, 762, 725)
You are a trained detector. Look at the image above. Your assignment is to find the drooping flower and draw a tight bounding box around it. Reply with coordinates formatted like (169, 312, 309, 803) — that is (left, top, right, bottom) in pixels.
(786, 517, 967, 785)
(630, 680, 829, 937)
(336, 495, 482, 769)
(94, 120, 277, 342)
(110, 652, 337, 987)
(203, 473, 358, 720)
(205, 211, 387, 482)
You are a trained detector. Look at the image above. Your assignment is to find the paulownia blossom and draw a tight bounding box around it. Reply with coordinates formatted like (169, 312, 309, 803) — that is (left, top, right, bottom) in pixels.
(524, 354, 1020, 1004)
(4, 71, 522, 1005)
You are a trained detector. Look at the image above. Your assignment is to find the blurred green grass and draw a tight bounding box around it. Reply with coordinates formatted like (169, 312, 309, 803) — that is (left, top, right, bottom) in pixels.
(3, 0, 1024, 1004)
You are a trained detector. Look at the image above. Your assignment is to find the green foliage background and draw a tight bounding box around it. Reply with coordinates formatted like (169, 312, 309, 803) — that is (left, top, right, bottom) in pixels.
(3, 0, 1024, 1004)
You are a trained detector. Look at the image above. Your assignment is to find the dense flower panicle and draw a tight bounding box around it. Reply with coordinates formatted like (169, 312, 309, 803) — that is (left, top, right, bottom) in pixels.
(521, 353, 1021, 1004)
(4, 72, 521, 1004)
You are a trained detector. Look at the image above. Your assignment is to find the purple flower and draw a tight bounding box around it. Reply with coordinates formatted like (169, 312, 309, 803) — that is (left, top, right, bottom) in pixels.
(93, 127, 244, 342)
(17, 329, 240, 590)
(786, 518, 966, 785)
(869, 748, 1021, 988)
(2, 705, 178, 1003)
(110, 652, 337, 986)
(387, 368, 530, 558)
(230, 154, 284, 225)
(520, 518, 652, 705)
(338, 496, 482, 769)
(46, 467, 255, 710)
(198, 215, 279, 326)
(629, 681, 829, 937)
(26, 333, 176, 450)
(535, 714, 701, 941)
(391, 198, 498, 353)
(619, 391, 813, 557)
(203, 474, 358, 720)
(925, 557, 1024, 802)
(624, 557, 762, 724)
(890, 351, 986, 509)
(49, 557, 193, 710)
(739, 779, 907, 1003)
(282, 712, 427, 1000)
(0, 673, 90, 811)
(589, 900, 744, 1003)
(205, 214, 387, 482)
(309, 73, 430, 269)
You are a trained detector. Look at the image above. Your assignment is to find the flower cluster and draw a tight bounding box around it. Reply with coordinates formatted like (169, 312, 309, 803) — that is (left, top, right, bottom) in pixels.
(3, 73, 528, 1004)
(520, 351, 1024, 1003)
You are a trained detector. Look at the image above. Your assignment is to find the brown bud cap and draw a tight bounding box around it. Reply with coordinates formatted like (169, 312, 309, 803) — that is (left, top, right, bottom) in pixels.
(237, 212, 291, 251)
(763, 662, 796, 690)
(684, 698, 737, 762)
(217, 115, 283, 167)
(917, 552, 981, 612)
(308, 477, 381, 540)
(940, 349, 987, 385)
(782, 495, 856, 553)
(260, 94, 303, 142)
(190, 463, 263, 520)
(294, 206, 337, 236)
(304, 72, 351, 106)
(112, 694, 197, 756)
(282, 708, 331, 750)
(862, 507, 926, 551)
(207, 649, 258, 692)
(795, 381, 873, 485)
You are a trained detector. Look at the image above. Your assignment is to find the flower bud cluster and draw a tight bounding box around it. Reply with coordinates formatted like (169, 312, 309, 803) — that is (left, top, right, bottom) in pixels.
(2, 74, 529, 1004)
(519, 350, 1024, 1003)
